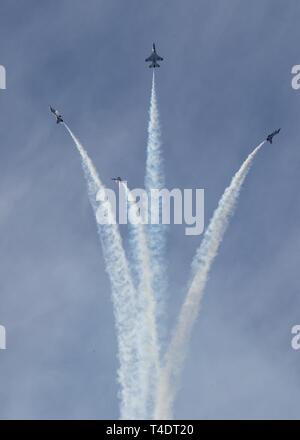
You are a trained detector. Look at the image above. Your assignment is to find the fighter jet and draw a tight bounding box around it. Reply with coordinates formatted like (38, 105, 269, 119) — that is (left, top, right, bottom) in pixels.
(145, 43, 163, 68)
(111, 177, 123, 183)
(50, 106, 64, 124)
(266, 129, 281, 144)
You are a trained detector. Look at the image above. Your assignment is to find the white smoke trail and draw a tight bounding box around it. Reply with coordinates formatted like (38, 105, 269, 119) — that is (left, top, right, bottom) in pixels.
(145, 72, 167, 332)
(155, 141, 266, 419)
(63, 124, 141, 419)
(122, 182, 160, 418)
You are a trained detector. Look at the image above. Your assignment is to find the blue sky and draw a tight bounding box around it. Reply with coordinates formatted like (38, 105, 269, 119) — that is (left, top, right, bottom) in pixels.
(0, 0, 300, 419)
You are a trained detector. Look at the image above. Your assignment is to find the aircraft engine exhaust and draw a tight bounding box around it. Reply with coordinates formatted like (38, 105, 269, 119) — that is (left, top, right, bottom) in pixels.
(145, 72, 168, 338)
(122, 182, 160, 418)
(154, 141, 266, 420)
(63, 123, 142, 420)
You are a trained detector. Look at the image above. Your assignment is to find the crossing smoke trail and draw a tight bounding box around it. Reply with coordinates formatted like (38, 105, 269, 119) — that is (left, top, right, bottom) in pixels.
(145, 72, 167, 332)
(63, 124, 141, 420)
(122, 183, 160, 417)
(155, 141, 266, 419)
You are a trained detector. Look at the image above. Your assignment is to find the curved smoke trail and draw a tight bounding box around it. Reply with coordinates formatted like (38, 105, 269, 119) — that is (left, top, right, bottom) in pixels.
(63, 124, 141, 419)
(123, 183, 160, 418)
(155, 141, 266, 419)
(145, 72, 167, 333)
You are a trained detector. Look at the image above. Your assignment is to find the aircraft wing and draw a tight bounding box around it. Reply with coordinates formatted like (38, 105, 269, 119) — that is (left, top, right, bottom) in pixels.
(157, 56, 164, 61)
(145, 54, 154, 62)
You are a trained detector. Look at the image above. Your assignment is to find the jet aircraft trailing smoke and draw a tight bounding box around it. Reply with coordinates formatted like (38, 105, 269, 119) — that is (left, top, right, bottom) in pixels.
(50, 106, 64, 124)
(266, 128, 281, 144)
(145, 43, 164, 68)
(155, 141, 266, 420)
